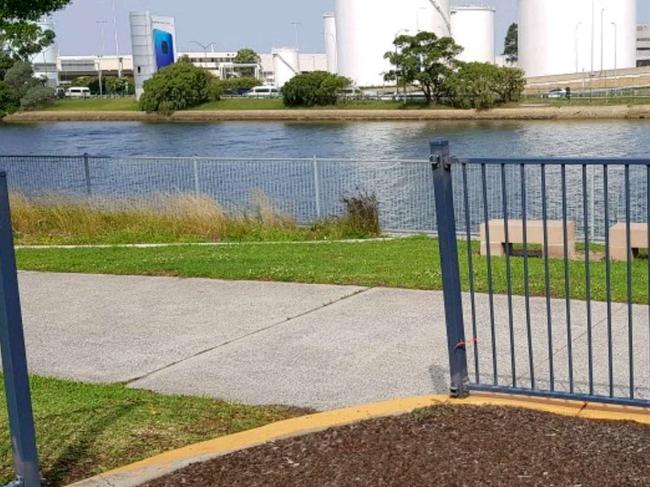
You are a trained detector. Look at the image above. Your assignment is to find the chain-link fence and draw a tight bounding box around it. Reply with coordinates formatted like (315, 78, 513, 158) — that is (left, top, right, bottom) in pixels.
(0, 154, 643, 238)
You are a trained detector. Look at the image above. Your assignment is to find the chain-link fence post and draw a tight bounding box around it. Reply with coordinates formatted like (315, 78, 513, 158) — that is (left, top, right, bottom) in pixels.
(312, 156, 322, 219)
(0, 172, 41, 487)
(83, 153, 91, 196)
(431, 139, 470, 399)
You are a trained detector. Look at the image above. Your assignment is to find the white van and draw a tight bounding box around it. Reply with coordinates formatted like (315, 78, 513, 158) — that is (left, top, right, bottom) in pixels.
(65, 87, 91, 98)
(244, 86, 280, 98)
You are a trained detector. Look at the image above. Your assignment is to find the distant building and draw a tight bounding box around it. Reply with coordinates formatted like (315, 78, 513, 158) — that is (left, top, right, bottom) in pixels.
(638, 24, 650, 67)
(53, 52, 327, 88)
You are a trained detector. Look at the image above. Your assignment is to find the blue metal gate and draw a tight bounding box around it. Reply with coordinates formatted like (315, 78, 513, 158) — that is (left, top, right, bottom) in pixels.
(432, 139, 650, 408)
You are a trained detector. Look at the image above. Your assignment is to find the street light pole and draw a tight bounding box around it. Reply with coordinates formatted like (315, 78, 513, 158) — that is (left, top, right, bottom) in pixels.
(96, 20, 108, 97)
(395, 28, 409, 103)
(112, 0, 121, 77)
(291, 22, 302, 51)
(575, 22, 582, 73)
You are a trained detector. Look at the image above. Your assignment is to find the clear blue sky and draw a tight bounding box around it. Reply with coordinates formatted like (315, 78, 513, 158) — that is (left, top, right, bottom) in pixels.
(53, 0, 650, 56)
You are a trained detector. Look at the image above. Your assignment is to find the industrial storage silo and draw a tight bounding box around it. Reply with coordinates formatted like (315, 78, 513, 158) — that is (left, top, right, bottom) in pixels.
(272, 48, 300, 88)
(323, 13, 338, 74)
(519, 0, 636, 78)
(335, 0, 451, 87)
(31, 16, 59, 87)
(450, 6, 495, 64)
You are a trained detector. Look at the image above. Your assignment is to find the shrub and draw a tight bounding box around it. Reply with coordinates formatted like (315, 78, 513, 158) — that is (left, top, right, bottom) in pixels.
(139, 63, 216, 114)
(282, 71, 351, 107)
(20, 85, 55, 109)
(445, 62, 526, 110)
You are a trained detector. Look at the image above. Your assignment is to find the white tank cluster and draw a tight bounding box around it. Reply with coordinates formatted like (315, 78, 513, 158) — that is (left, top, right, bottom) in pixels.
(451, 6, 495, 64)
(334, 0, 451, 87)
(272, 47, 300, 88)
(519, 0, 637, 77)
(323, 13, 338, 74)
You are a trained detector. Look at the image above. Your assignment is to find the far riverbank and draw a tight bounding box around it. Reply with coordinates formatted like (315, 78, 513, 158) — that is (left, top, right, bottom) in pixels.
(5, 104, 650, 123)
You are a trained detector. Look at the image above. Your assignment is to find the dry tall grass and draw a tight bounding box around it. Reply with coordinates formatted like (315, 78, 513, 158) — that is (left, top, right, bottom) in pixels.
(10, 192, 298, 245)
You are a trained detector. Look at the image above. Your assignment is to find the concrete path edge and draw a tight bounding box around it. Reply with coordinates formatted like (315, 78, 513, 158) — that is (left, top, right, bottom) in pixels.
(66, 393, 650, 487)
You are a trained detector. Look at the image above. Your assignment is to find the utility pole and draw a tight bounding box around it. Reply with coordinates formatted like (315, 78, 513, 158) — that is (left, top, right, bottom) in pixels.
(291, 22, 302, 51)
(97, 20, 108, 96)
(112, 0, 122, 77)
(575, 22, 582, 73)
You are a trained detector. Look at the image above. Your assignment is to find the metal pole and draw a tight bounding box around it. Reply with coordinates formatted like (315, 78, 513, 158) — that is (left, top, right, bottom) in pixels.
(112, 0, 121, 77)
(83, 153, 91, 196)
(575, 22, 582, 73)
(0, 173, 41, 487)
(431, 139, 469, 398)
(192, 158, 200, 196)
(312, 156, 321, 219)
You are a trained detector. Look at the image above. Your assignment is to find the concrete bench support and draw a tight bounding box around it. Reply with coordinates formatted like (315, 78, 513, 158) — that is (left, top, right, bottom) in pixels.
(610, 223, 648, 261)
(480, 219, 576, 259)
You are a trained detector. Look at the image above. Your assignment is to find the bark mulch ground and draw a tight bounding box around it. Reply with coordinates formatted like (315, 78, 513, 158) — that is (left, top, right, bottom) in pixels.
(142, 405, 649, 487)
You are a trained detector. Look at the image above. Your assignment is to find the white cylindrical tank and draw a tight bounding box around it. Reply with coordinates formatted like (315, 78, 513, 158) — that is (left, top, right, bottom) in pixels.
(34, 16, 58, 65)
(335, 0, 451, 87)
(30, 16, 59, 87)
(451, 6, 495, 64)
(519, 0, 636, 78)
(272, 47, 300, 88)
(323, 13, 338, 74)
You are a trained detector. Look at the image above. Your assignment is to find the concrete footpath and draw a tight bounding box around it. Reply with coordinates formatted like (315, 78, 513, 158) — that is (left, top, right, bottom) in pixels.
(18, 272, 650, 410)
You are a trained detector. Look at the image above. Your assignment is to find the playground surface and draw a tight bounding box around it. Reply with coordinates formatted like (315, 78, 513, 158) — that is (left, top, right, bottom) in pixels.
(18, 271, 650, 410)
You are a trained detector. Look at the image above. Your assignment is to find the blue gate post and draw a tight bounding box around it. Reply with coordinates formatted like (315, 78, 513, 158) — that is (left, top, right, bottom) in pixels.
(0, 173, 41, 487)
(431, 140, 470, 398)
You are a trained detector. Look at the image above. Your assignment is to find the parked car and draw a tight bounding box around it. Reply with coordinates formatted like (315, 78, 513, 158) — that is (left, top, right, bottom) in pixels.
(545, 88, 568, 99)
(65, 87, 91, 98)
(338, 87, 364, 100)
(244, 86, 281, 98)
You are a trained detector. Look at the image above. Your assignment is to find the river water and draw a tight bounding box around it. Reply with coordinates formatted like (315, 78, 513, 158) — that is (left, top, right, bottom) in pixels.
(1, 120, 650, 158)
(0, 120, 649, 237)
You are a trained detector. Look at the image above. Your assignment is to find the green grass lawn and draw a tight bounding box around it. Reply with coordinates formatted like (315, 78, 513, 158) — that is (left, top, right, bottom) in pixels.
(0, 375, 305, 486)
(15, 237, 649, 304)
(44, 98, 139, 111)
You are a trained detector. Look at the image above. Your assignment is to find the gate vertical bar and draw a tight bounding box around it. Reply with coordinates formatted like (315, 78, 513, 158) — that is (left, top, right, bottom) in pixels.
(0, 173, 41, 487)
(431, 140, 469, 398)
(312, 156, 322, 219)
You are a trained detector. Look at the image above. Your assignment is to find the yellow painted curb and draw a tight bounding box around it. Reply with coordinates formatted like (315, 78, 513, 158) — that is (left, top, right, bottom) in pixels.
(67, 393, 650, 487)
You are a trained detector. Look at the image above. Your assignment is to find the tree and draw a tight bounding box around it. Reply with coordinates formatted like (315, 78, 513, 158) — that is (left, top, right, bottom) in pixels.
(4, 60, 39, 99)
(503, 23, 518, 64)
(20, 85, 54, 109)
(0, 0, 70, 61)
(282, 71, 351, 107)
(139, 63, 218, 114)
(0, 80, 14, 115)
(233, 48, 260, 65)
(384, 31, 463, 104)
(233, 48, 260, 77)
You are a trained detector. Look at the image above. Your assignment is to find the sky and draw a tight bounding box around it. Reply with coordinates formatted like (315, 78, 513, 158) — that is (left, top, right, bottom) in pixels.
(52, 0, 650, 56)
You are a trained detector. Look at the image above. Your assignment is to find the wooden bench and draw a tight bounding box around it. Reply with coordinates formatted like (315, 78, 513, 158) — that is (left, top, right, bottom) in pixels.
(480, 219, 576, 259)
(609, 223, 648, 261)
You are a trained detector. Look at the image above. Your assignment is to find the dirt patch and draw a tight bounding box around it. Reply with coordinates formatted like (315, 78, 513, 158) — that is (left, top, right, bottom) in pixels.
(5, 105, 650, 122)
(142, 405, 649, 487)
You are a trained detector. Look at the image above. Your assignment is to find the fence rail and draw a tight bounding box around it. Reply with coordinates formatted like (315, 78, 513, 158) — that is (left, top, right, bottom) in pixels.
(0, 154, 642, 241)
(433, 139, 650, 408)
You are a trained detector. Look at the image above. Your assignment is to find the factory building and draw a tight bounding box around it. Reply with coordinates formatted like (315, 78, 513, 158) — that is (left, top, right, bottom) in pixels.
(637, 24, 650, 67)
(50, 52, 326, 87)
(450, 6, 496, 64)
(519, 0, 637, 78)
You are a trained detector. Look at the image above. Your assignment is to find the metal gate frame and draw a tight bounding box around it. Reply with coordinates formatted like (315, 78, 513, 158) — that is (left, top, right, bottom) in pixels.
(431, 139, 650, 408)
(0, 172, 41, 487)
